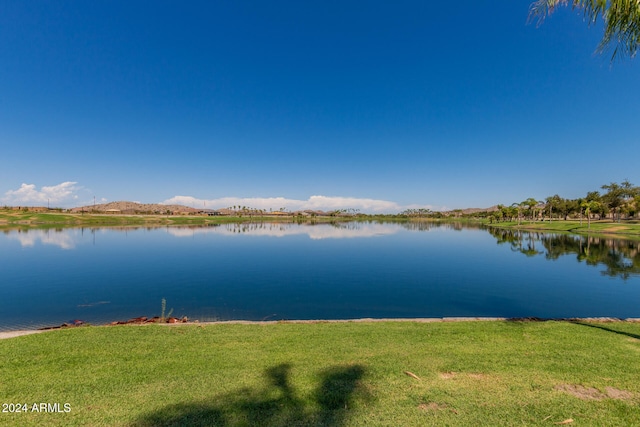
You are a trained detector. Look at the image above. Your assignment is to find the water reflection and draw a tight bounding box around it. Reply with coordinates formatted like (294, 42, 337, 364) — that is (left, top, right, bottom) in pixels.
(0, 220, 526, 249)
(166, 221, 407, 239)
(487, 228, 640, 280)
(397, 220, 482, 232)
(2, 222, 640, 329)
(5, 228, 78, 249)
(163, 220, 483, 238)
(4, 222, 412, 248)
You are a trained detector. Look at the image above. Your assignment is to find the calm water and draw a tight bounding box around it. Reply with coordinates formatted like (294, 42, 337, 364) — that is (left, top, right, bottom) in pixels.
(1, 222, 639, 330)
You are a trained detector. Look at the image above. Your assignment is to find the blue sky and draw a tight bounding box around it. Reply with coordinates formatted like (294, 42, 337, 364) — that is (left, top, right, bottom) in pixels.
(1, 1, 638, 212)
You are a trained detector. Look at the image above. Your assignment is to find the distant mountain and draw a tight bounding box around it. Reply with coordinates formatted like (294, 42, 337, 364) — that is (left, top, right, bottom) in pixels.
(441, 206, 499, 216)
(460, 206, 499, 214)
(67, 201, 500, 216)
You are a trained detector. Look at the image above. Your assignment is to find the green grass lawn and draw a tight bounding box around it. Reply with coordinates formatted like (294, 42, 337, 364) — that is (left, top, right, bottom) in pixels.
(1, 320, 639, 426)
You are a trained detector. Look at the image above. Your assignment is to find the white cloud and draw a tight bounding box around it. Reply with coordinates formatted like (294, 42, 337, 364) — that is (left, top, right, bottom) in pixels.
(163, 195, 430, 214)
(2, 182, 82, 207)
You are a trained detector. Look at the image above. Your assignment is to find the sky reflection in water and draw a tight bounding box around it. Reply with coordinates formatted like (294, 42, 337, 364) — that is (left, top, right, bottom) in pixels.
(1, 222, 639, 331)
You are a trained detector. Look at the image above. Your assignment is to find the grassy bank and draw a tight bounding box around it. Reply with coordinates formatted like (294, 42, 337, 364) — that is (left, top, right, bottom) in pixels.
(0, 210, 359, 230)
(4, 209, 640, 238)
(487, 220, 640, 238)
(1, 320, 639, 426)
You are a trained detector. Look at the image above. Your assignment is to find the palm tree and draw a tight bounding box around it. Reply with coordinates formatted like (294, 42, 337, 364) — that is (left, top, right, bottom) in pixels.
(505, 205, 518, 222)
(523, 198, 538, 223)
(511, 202, 524, 226)
(581, 200, 600, 230)
(577, 198, 585, 226)
(529, 0, 640, 60)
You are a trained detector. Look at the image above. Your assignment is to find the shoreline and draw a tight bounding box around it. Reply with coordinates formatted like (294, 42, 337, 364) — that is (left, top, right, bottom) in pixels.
(487, 220, 640, 238)
(3, 208, 640, 238)
(3, 316, 640, 339)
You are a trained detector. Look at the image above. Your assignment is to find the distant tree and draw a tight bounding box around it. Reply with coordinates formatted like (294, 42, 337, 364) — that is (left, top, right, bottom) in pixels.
(621, 179, 640, 200)
(522, 198, 539, 222)
(506, 205, 518, 222)
(529, 0, 640, 60)
(496, 204, 507, 222)
(585, 191, 601, 202)
(511, 202, 526, 225)
(575, 197, 585, 225)
(633, 195, 640, 218)
(566, 198, 582, 219)
(552, 195, 571, 220)
(416, 208, 431, 218)
(584, 191, 604, 219)
(619, 180, 640, 219)
(581, 200, 600, 230)
(545, 195, 563, 221)
(601, 182, 625, 222)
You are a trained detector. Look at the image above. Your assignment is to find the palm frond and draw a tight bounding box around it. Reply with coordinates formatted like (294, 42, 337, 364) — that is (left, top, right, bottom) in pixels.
(529, 0, 640, 60)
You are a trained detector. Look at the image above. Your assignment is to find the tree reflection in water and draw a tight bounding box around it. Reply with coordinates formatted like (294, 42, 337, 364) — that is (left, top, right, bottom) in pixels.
(487, 228, 640, 280)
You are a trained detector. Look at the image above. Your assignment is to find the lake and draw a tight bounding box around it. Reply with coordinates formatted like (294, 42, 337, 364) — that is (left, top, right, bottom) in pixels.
(2, 221, 639, 331)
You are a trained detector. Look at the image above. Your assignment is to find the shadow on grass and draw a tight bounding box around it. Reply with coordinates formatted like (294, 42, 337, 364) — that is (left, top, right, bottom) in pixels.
(131, 363, 367, 427)
(570, 321, 640, 340)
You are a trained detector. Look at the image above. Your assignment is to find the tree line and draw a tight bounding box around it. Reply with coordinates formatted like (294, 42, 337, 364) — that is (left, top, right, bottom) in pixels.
(493, 180, 640, 224)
